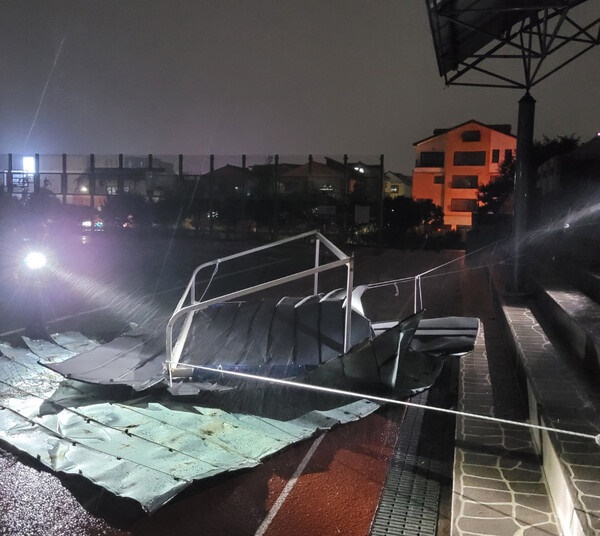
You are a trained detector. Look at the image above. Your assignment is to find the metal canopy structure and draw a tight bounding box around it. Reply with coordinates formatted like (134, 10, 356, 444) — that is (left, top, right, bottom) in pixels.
(426, 0, 599, 290)
(427, 0, 600, 89)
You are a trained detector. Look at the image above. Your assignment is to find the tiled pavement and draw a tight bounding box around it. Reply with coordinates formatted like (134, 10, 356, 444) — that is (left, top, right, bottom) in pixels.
(452, 258, 600, 535)
(452, 327, 560, 535)
(502, 302, 600, 535)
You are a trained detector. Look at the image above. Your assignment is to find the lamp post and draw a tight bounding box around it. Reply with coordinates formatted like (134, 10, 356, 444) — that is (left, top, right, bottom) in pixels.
(513, 92, 536, 291)
(22, 249, 51, 340)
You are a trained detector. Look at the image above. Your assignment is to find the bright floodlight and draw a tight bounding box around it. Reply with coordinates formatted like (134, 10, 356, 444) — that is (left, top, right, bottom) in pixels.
(24, 251, 47, 270)
(23, 156, 35, 173)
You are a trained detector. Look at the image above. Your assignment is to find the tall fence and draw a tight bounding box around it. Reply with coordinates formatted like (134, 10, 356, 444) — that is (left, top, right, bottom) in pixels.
(0, 153, 386, 242)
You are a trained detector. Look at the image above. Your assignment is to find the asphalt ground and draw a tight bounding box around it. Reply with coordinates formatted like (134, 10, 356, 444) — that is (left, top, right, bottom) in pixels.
(0, 231, 471, 535)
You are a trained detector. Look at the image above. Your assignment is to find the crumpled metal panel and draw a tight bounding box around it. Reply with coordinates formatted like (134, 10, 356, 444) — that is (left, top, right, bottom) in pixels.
(42, 335, 166, 390)
(22, 336, 78, 363)
(0, 335, 380, 512)
(0, 343, 64, 399)
(50, 331, 101, 354)
(0, 405, 192, 512)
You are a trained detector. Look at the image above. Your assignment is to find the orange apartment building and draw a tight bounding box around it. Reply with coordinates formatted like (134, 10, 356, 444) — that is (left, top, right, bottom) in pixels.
(412, 120, 516, 229)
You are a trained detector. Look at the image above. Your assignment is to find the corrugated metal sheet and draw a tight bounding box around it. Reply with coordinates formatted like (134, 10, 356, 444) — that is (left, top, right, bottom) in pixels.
(0, 336, 379, 512)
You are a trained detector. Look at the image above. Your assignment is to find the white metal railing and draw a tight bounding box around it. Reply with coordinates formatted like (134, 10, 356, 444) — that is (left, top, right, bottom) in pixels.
(165, 230, 354, 385)
(365, 252, 472, 313)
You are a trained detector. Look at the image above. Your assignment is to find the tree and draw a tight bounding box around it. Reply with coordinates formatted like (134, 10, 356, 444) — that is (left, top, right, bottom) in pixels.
(153, 192, 185, 228)
(478, 154, 514, 215)
(0, 191, 20, 231)
(477, 134, 581, 215)
(101, 192, 152, 229)
(382, 196, 444, 246)
(533, 134, 580, 167)
(23, 187, 62, 228)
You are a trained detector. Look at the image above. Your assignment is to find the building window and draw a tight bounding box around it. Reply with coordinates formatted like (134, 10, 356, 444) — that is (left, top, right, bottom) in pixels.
(492, 149, 500, 163)
(106, 186, 130, 195)
(390, 184, 399, 193)
(461, 130, 481, 142)
(434, 175, 444, 184)
(504, 149, 513, 161)
(419, 152, 445, 167)
(453, 151, 486, 166)
(451, 175, 478, 188)
(450, 198, 478, 212)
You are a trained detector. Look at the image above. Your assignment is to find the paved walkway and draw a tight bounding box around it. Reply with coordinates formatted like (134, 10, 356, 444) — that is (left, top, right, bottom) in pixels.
(452, 260, 561, 535)
(453, 327, 559, 535)
(502, 299, 600, 535)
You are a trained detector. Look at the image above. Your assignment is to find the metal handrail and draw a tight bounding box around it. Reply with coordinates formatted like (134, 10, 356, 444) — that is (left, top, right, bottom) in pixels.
(165, 231, 354, 385)
(364, 252, 472, 313)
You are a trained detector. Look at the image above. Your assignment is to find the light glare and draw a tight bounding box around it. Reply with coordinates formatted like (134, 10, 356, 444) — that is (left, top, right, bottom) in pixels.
(23, 156, 35, 173)
(24, 251, 47, 270)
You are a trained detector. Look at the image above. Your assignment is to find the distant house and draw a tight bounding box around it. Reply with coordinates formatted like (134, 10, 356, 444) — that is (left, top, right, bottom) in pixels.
(324, 157, 383, 201)
(279, 160, 345, 199)
(412, 120, 516, 229)
(72, 155, 177, 207)
(384, 171, 411, 199)
(193, 164, 256, 200)
(249, 161, 301, 197)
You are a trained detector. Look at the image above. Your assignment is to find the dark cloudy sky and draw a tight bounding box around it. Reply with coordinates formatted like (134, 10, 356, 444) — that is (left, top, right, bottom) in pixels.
(1, 1, 598, 173)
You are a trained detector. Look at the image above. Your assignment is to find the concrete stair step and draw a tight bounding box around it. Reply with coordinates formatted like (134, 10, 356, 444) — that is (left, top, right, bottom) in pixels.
(490, 261, 600, 535)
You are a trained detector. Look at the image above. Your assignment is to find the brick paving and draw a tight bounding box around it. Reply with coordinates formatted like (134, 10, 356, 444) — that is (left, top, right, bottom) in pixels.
(503, 302, 600, 535)
(452, 327, 560, 535)
(450, 254, 600, 535)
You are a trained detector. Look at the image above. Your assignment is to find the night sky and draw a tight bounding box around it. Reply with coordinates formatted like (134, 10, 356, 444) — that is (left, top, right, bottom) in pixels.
(1, 0, 598, 173)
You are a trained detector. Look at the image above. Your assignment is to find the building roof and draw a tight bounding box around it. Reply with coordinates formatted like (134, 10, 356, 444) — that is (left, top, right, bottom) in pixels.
(200, 164, 255, 178)
(281, 160, 343, 178)
(324, 157, 382, 178)
(413, 119, 515, 146)
(384, 171, 412, 184)
(250, 162, 301, 177)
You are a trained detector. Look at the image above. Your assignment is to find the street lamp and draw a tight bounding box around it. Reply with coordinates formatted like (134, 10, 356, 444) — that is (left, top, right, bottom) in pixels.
(24, 251, 48, 271)
(21, 249, 51, 340)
